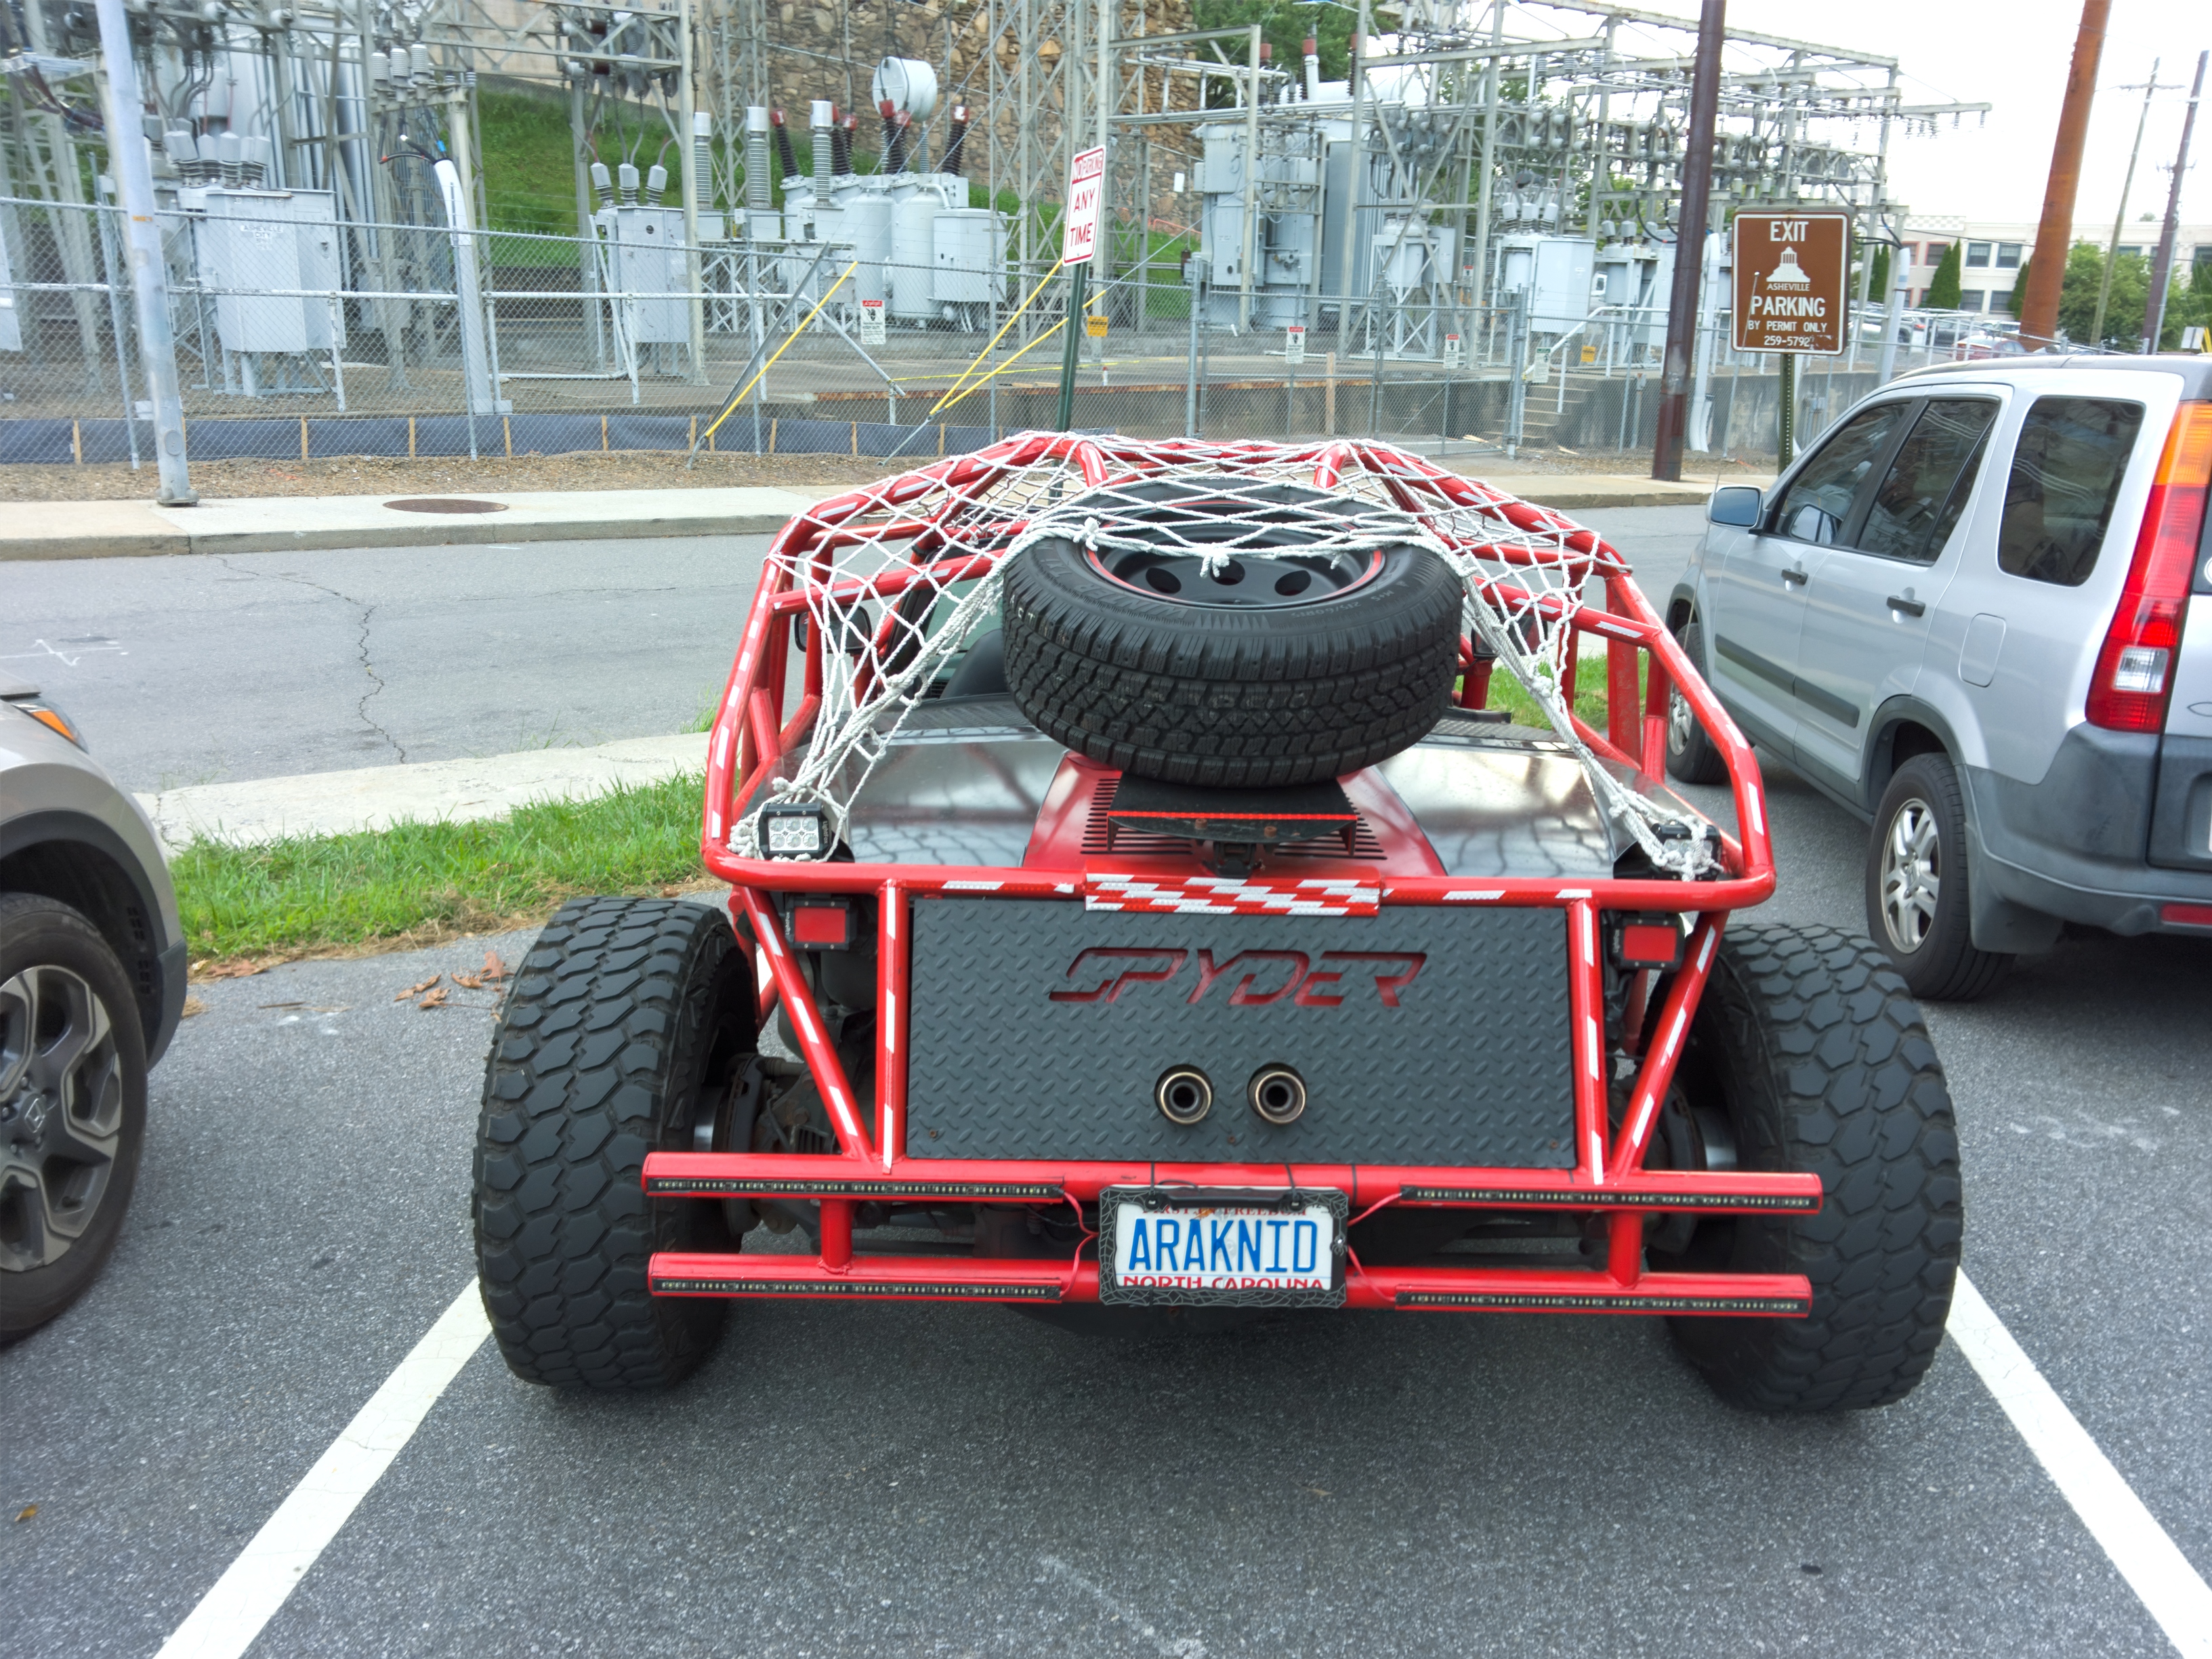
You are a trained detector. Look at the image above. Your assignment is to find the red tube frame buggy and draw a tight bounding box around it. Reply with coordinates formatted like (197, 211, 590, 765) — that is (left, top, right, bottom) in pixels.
(644, 433, 1819, 1318)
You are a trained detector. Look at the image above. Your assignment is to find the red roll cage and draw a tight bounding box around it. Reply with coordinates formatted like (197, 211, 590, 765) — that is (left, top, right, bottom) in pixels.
(644, 434, 1818, 1318)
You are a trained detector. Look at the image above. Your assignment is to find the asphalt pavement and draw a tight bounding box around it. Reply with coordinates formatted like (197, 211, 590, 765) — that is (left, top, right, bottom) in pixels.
(3, 507, 2206, 1657)
(0, 507, 1701, 796)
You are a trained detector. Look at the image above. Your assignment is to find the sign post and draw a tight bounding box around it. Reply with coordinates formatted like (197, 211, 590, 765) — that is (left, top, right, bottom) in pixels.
(1731, 210, 1849, 468)
(1055, 146, 1106, 432)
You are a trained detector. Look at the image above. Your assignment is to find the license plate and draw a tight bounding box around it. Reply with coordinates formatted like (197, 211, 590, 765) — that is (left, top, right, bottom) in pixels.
(1097, 1187, 1348, 1307)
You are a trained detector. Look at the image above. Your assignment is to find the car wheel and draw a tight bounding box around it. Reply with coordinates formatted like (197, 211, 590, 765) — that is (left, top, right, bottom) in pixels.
(1657, 922, 1961, 1413)
(1663, 618, 1730, 786)
(0, 894, 149, 1341)
(474, 896, 753, 1391)
(999, 481, 1463, 787)
(1866, 753, 2010, 1001)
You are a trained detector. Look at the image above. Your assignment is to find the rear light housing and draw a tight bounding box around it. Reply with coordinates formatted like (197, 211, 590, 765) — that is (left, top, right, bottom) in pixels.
(1606, 913, 1684, 971)
(784, 896, 854, 950)
(2087, 401, 2212, 733)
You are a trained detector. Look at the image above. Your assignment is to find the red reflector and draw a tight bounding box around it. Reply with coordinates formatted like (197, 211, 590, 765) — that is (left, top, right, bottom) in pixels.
(791, 904, 850, 946)
(2087, 402, 2210, 734)
(1619, 923, 1681, 965)
(2161, 903, 2212, 929)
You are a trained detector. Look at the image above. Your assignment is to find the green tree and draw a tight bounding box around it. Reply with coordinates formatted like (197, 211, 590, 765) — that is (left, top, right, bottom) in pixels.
(2057, 241, 2147, 347)
(2004, 253, 2028, 316)
(1191, 0, 1364, 95)
(1866, 243, 1891, 306)
(1925, 240, 1963, 310)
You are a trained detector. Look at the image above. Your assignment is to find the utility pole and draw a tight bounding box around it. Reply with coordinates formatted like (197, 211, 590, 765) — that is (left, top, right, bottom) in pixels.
(2018, 0, 2109, 350)
(1650, 0, 1724, 483)
(2144, 50, 2206, 354)
(91, 0, 196, 505)
(2092, 61, 2171, 350)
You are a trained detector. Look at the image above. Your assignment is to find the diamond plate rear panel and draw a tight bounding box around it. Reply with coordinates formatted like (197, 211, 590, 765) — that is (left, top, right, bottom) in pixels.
(904, 899, 1573, 1166)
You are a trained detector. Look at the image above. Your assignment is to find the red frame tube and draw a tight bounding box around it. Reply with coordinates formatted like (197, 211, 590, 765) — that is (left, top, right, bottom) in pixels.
(669, 436, 1804, 1317)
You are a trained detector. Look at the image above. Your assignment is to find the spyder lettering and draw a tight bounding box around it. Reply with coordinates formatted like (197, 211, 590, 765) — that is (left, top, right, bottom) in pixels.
(1047, 947, 1425, 1007)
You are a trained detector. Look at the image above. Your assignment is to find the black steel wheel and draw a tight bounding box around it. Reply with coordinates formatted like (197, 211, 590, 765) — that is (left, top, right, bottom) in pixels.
(0, 894, 148, 1340)
(1656, 922, 1961, 1413)
(474, 897, 754, 1391)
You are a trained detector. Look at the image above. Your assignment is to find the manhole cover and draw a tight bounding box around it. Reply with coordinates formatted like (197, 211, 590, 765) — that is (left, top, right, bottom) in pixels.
(382, 497, 510, 515)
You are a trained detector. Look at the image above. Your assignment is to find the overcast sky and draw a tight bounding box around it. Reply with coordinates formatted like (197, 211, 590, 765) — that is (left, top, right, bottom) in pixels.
(1543, 1, 2209, 232)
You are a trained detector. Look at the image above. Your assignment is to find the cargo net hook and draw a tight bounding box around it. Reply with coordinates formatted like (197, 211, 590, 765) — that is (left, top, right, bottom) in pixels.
(734, 435, 1717, 879)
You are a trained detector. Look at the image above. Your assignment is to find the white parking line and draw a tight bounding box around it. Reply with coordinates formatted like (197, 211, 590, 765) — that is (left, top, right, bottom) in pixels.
(1949, 1271, 2212, 1659)
(154, 1282, 490, 1659)
(148, 1267, 2209, 1659)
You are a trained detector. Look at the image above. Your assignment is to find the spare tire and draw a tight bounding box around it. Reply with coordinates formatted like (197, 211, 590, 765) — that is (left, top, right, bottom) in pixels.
(1000, 483, 1463, 787)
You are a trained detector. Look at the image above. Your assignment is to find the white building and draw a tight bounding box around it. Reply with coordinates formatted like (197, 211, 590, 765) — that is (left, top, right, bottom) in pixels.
(1895, 217, 2212, 314)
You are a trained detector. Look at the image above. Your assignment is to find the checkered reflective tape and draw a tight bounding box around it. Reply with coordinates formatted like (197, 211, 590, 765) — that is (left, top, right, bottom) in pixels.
(1084, 874, 1382, 917)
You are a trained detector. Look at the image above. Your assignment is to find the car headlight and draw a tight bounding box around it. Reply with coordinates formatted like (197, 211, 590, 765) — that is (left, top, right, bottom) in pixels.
(8, 698, 87, 751)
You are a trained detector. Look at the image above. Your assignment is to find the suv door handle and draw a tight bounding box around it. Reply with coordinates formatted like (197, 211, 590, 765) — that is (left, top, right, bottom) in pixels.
(1885, 594, 1927, 616)
(1781, 565, 1808, 586)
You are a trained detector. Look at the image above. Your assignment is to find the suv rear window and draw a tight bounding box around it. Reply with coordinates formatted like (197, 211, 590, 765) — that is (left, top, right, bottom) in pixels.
(1772, 403, 1911, 545)
(1997, 397, 2145, 586)
(1856, 398, 1998, 564)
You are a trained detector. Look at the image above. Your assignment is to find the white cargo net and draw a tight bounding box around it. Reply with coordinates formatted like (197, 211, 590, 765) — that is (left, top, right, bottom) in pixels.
(736, 435, 1718, 879)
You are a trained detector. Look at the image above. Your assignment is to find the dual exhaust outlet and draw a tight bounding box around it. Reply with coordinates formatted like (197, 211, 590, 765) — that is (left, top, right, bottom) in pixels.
(1155, 1064, 1306, 1128)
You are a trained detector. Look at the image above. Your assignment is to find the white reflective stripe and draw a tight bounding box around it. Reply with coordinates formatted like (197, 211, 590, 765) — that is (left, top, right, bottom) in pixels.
(1745, 789, 1765, 835)
(155, 1283, 489, 1659)
(1948, 1273, 2212, 1659)
(884, 989, 896, 1053)
(942, 879, 1003, 890)
(1558, 887, 1592, 899)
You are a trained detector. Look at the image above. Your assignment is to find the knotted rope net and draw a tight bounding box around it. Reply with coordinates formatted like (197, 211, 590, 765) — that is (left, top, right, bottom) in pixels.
(734, 434, 1717, 878)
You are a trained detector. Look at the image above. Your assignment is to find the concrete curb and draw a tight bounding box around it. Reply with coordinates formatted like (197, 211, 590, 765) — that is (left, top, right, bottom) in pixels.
(138, 732, 712, 854)
(3, 486, 839, 561)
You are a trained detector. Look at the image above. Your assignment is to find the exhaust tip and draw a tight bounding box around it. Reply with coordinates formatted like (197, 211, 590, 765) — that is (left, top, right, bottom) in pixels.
(1155, 1066, 1213, 1126)
(1248, 1064, 1307, 1126)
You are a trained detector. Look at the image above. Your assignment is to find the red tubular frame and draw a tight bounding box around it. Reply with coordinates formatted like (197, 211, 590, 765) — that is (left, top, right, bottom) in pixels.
(659, 437, 1809, 1316)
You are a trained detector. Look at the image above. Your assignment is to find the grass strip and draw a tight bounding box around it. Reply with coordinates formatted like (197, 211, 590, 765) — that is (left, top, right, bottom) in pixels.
(175, 774, 707, 971)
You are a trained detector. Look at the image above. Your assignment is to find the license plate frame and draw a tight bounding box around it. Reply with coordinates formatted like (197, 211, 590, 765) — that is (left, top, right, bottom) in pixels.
(1096, 1186, 1349, 1308)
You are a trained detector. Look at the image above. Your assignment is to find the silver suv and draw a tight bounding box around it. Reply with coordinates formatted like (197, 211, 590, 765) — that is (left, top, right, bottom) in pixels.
(1664, 356, 2212, 999)
(1, 673, 186, 1337)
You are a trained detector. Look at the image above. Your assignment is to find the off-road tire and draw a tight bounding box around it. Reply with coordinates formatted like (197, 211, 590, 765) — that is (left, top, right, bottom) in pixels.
(1664, 618, 1730, 786)
(474, 897, 753, 1390)
(1663, 922, 1961, 1413)
(1000, 535, 1463, 787)
(0, 894, 148, 1341)
(1866, 753, 2010, 1001)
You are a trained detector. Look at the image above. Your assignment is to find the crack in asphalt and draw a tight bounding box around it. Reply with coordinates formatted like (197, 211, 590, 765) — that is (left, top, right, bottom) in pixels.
(217, 558, 406, 762)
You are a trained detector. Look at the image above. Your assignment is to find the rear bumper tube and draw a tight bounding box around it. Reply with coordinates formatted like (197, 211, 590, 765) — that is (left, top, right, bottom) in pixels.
(648, 1251, 1813, 1317)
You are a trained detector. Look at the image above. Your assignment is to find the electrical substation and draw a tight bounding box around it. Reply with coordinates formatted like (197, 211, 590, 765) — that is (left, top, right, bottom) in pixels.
(0, 0, 1990, 464)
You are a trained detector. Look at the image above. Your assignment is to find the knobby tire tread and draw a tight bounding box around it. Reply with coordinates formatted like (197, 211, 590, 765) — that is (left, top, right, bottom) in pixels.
(473, 897, 745, 1391)
(1670, 921, 1961, 1413)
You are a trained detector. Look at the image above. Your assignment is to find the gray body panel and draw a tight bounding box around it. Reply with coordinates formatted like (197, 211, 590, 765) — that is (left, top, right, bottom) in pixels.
(1, 701, 186, 1061)
(904, 898, 1574, 1167)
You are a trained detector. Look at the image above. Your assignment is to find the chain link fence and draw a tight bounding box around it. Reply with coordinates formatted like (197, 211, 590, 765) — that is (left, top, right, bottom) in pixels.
(0, 191, 1967, 472)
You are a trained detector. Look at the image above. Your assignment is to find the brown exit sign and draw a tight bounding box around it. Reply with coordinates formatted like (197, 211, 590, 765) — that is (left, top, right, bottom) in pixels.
(1732, 211, 1851, 355)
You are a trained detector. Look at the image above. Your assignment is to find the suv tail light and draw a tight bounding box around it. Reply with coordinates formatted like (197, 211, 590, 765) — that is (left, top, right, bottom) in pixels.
(2087, 401, 2212, 733)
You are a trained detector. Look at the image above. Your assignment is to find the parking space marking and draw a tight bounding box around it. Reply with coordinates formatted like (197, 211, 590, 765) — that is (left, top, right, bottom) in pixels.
(1950, 1272, 2212, 1659)
(154, 1282, 490, 1659)
(1040, 1555, 1209, 1658)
